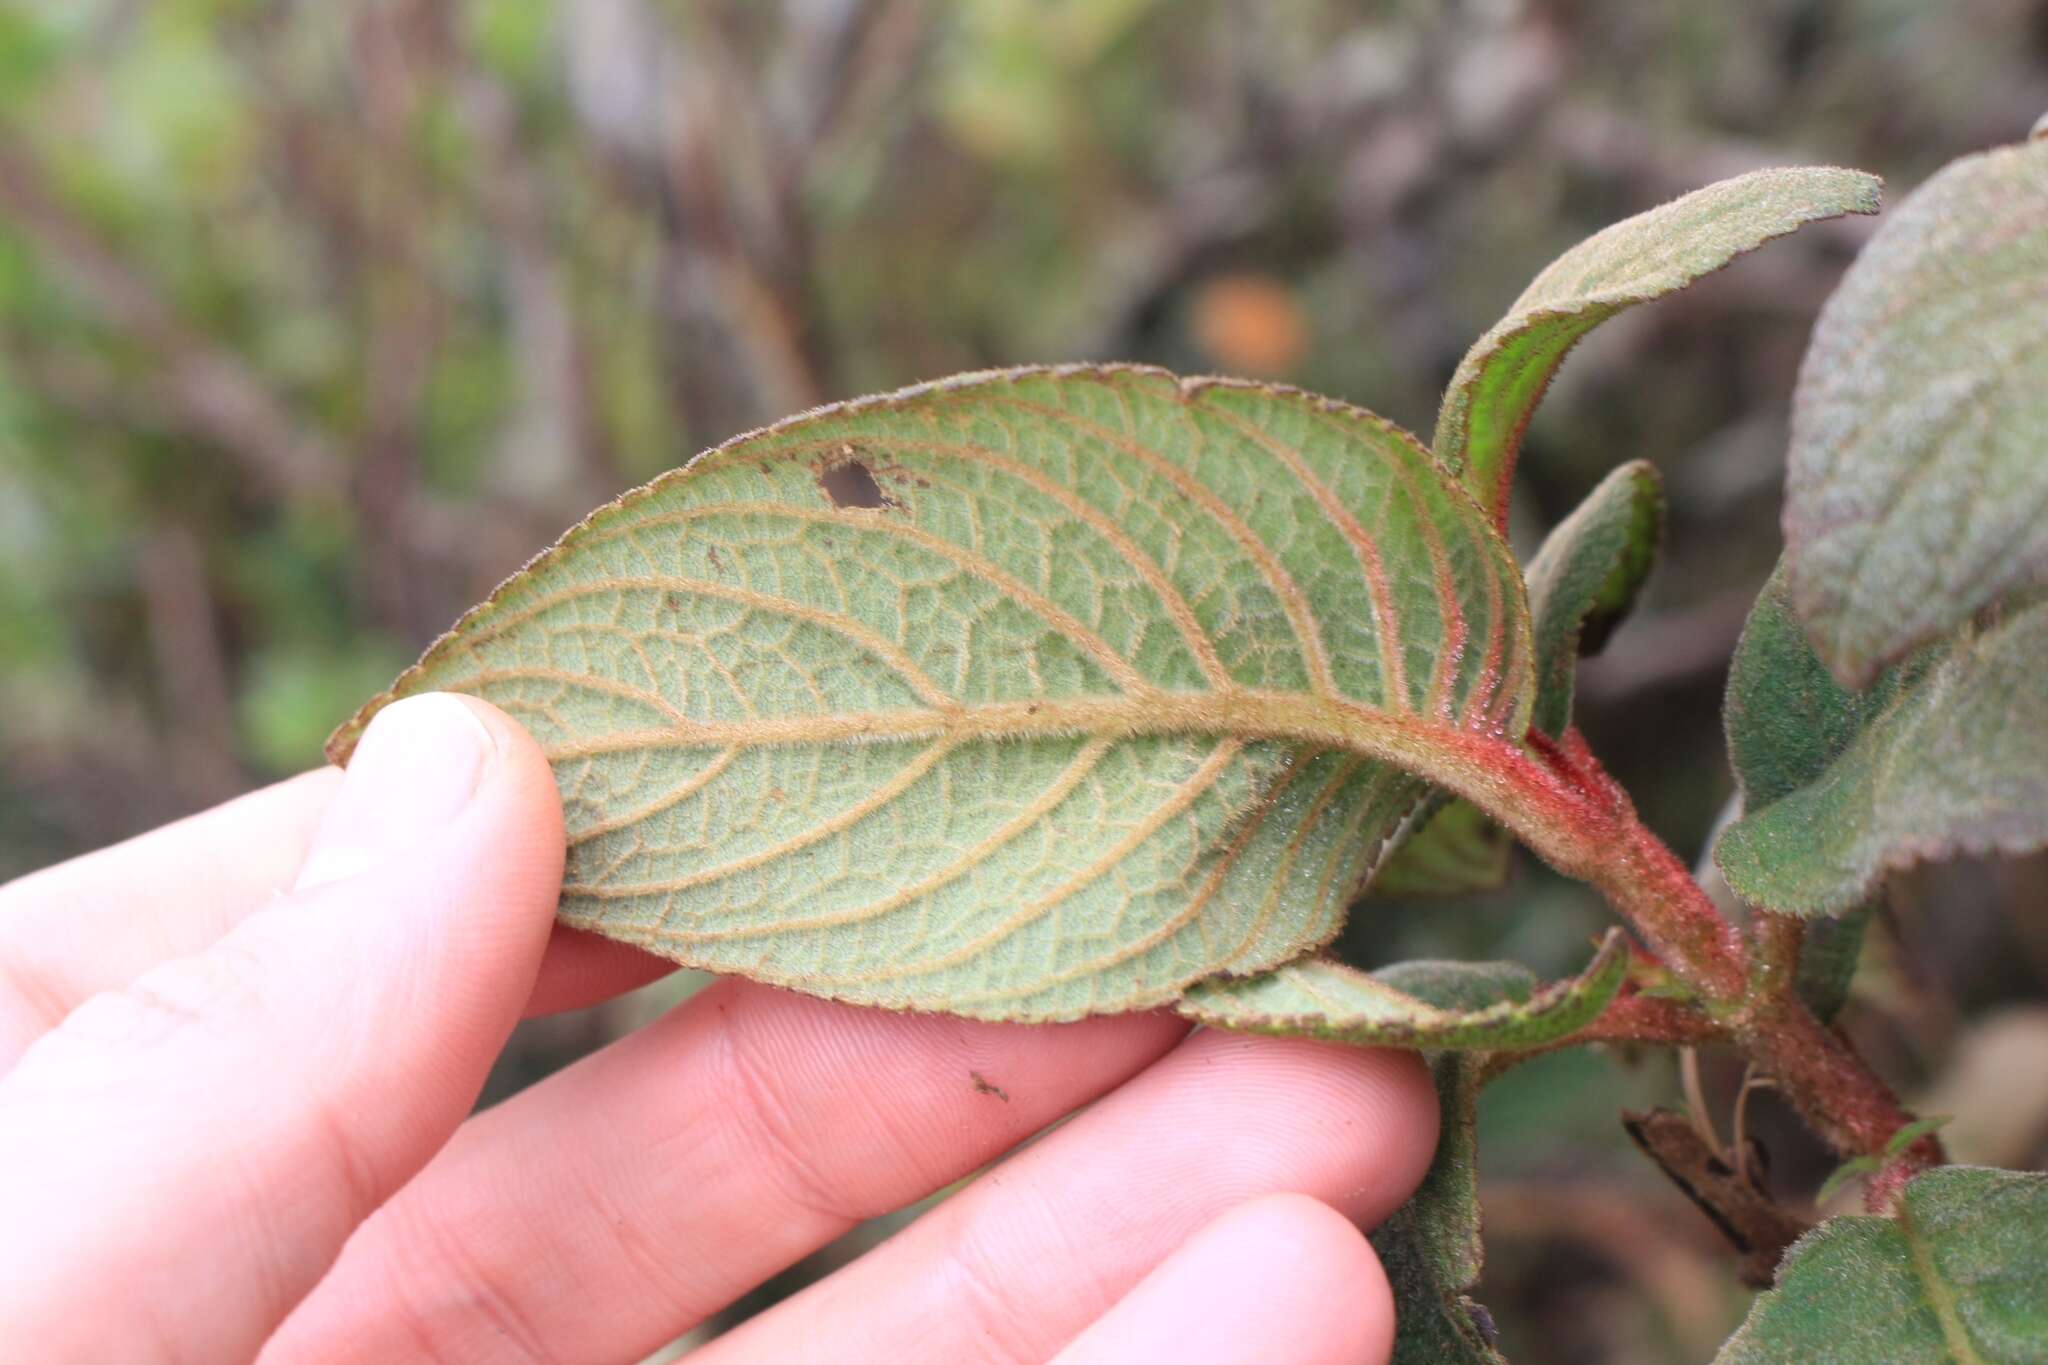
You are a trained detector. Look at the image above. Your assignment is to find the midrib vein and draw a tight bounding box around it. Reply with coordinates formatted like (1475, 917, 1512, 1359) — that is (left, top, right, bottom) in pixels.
(539, 690, 1519, 795)
(1901, 1203, 1984, 1365)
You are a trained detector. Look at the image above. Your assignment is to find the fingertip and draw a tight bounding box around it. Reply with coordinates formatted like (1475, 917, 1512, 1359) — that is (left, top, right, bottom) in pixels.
(1054, 1193, 1397, 1365)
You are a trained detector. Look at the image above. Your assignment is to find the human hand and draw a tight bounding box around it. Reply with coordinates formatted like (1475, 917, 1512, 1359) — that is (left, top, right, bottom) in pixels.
(0, 693, 1439, 1363)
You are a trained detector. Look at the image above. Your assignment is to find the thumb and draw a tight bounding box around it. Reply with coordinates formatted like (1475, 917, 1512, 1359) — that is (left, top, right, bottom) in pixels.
(0, 694, 564, 1363)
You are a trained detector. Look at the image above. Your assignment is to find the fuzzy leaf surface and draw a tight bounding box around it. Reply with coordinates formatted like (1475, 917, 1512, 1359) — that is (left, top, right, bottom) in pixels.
(1718, 567, 2048, 915)
(1717, 1166, 2048, 1363)
(1374, 1054, 1506, 1364)
(1523, 459, 1664, 737)
(1434, 166, 1880, 521)
(1178, 930, 1624, 1050)
(1371, 460, 1663, 892)
(1785, 139, 2048, 687)
(332, 366, 1536, 1021)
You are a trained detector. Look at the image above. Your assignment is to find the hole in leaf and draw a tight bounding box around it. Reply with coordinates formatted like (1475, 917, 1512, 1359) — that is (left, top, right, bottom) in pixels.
(819, 459, 892, 509)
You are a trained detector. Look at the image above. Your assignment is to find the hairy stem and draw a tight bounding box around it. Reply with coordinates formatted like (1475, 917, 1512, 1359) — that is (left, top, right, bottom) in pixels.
(1477, 730, 1936, 1180)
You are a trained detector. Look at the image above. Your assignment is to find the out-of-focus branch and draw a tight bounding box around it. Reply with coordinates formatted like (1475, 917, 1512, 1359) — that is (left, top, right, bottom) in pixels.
(0, 135, 346, 504)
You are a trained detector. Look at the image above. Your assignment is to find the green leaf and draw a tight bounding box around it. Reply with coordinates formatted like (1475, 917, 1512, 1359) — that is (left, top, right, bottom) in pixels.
(332, 366, 1538, 1021)
(1717, 568, 2048, 916)
(1785, 139, 2048, 687)
(1369, 799, 1512, 897)
(1374, 1055, 1507, 1364)
(1435, 167, 1881, 521)
(1795, 906, 1869, 1023)
(1717, 1166, 2048, 1364)
(1368, 461, 1663, 894)
(1177, 929, 1625, 1051)
(1524, 459, 1664, 737)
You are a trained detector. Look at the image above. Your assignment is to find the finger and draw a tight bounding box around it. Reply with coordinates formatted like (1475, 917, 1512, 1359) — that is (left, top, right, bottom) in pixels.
(262, 982, 1189, 1364)
(1050, 1194, 1395, 1365)
(0, 760, 671, 1069)
(0, 693, 564, 1363)
(697, 1029, 1439, 1365)
(0, 767, 339, 1068)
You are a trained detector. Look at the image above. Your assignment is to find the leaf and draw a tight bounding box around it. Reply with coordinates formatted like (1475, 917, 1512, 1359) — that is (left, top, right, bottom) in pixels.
(1717, 1166, 2048, 1364)
(1374, 1055, 1507, 1365)
(1177, 930, 1625, 1051)
(1716, 568, 2048, 916)
(1434, 167, 1881, 522)
(1369, 799, 1512, 897)
(1784, 139, 2048, 687)
(1523, 459, 1664, 737)
(1369, 461, 1663, 893)
(1795, 907, 1869, 1023)
(331, 365, 1538, 1021)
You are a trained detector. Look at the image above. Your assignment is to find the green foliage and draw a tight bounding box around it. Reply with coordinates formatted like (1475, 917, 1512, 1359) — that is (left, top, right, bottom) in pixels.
(1370, 799, 1511, 897)
(1373, 1055, 1506, 1365)
(1717, 574, 2048, 916)
(1433, 168, 1881, 521)
(1718, 1167, 2048, 1364)
(1523, 460, 1664, 739)
(333, 366, 1540, 1021)
(1179, 930, 1624, 1050)
(1784, 139, 2048, 688)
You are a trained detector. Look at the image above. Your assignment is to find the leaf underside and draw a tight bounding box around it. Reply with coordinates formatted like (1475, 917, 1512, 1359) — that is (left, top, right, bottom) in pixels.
(1434, 166, 1881, 522)
(1180, 929, 1625, 1051)
(1717, 568, 2048, 916)
(1785, 139, 2048, 688)
(1717, 1166, 2048, 1364)
(1374, 459, 1665, 893)
(333, 365, 1536, 1021)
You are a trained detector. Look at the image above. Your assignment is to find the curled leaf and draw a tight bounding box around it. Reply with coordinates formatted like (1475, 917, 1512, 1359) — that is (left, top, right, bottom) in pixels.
(1177, 929, 1626, 1051)
(1369, 799, 1513, 898)
(333, 366, 1538, 1021)
(1718, 569, 2048, 916)
(1435, 166, 1881, 522)
(1524, 459, 1665, 737)
(1786, 138, 2048, 687)
(1375, 1055, 1507, 1365)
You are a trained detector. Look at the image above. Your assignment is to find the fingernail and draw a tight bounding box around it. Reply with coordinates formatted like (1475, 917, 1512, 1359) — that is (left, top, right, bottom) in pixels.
(295, 694, 495, 891)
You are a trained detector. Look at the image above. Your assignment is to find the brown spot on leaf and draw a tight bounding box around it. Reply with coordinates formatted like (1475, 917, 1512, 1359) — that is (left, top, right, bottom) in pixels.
(970, 1070, 1010, 1102)
(706, 546, 725, 573)
(664, 591, 686, 613)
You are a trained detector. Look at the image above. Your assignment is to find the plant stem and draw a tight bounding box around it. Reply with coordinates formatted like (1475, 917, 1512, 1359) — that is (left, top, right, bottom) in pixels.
(1476, 729, 1938, 1179)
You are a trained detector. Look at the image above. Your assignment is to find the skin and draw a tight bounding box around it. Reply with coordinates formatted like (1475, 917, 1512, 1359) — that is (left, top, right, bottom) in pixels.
(0, 693, 1438, 1363)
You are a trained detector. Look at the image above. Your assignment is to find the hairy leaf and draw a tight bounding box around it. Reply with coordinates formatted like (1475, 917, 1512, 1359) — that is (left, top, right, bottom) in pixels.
(1375, 1055, 1506, 1365)
(1435, 167, 1881, 521)
(1718, 569, 2048, 916)
(1370, 461, 1663, 893)
(1524, 459, 1664, 737)
(1178, 930, 1624, 1050)
(1785, 139, 2048, 687)
(1718, 1166, 2048, 1363)
(332, 366, 1537, 1021)
(1370, 799, 1512, 897)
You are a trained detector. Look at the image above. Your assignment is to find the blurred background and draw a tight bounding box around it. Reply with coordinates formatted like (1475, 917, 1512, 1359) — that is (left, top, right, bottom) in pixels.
(2, 2, 2045, 1360)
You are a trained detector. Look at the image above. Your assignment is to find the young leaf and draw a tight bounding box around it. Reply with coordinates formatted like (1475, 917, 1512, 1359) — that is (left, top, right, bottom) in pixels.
(1717, 571, 2048, 916)
(1369, 799, 1512, 897)
(1177, 930, 1625, 1051)
(331, 366, 1538, 1021)
(1523, 459, 1664, 737)
(1434, 167, 1881, 522)
(1717, 1166, 2048, 1363)
(1374, 1055, 1507, 1365)
(1785, 139, 2048, 687)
